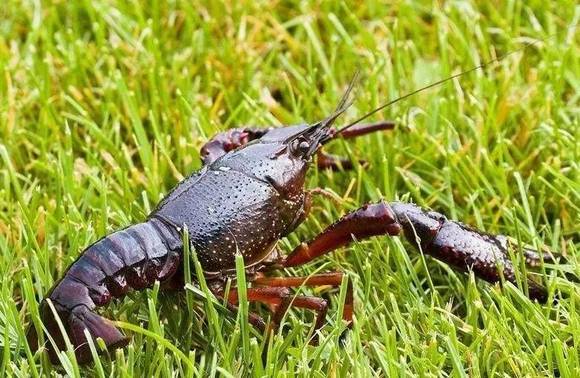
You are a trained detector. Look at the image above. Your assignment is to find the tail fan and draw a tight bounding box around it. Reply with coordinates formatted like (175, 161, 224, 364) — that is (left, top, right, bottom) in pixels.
(32, 300, 128, 364)
(68, 305, 128, 363)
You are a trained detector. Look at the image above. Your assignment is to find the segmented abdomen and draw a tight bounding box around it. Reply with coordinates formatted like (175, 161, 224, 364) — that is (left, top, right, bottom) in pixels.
(49, 217, 183, 312)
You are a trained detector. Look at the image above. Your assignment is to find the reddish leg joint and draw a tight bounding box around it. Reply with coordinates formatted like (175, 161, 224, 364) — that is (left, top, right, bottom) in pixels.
(232, 286, 330, 342)
(336, 120, 395, 139)
(200, 127, 270, 165)
(272, 296, 328, 344)
(254, 272, 354, 326)
(282, 201, 401, 267)
(318, 121, 395, 171)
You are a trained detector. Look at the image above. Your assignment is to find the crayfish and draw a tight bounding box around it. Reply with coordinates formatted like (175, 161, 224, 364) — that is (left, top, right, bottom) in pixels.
(28, 74, 555, 364)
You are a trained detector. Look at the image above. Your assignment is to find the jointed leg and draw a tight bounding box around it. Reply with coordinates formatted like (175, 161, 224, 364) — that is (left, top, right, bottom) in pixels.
(277, 201, 550, 302)
(210, 204, 401, 341)
(271, 295, 328, 344)
(333, 120, 395, 139)
(316, 151, 360, 170)
(318, 121, 396, 170)
(221, 286, 330, 343)
(213, 288, 270, 331)
(281, 202, 402, 267)
(220, 200, 550, 345)
(250, 204, 401, 343)
(225, 302, 268, 332)
(253, 272, 354, 327)
(200, 127, 271, 165)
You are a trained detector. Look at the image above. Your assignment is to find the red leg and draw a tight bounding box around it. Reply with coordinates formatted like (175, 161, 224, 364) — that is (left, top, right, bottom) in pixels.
(319, 121, 395, 171)
(225, 286, 290, 306)
(316, 151, 359, 170)
(253, 272, 353, 327)
(281, 202, 402, 267)
(270, 295, 328, 344)
(224, 302, 268, 332)
(333, 120, 395, 139)
(200, 127, 271, 165)
(278, 200, 550, 302)
(214, 289, 274, 332)
(223, 286, 330, 343)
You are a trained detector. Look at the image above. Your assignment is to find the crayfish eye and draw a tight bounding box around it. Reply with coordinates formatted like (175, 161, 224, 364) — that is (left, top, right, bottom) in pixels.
(298, 140, 309, 152)
(293, 139, 310, 155)
(291, 138, 310, 155)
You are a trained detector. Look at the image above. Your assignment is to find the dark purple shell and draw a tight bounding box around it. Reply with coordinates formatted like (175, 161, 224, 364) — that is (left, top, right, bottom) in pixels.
(152, 148, 307, 273)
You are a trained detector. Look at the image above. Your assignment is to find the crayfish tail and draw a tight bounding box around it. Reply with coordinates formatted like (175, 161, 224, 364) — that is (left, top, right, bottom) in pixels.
(67, 305, 128, 364)
(33, 299, 127, 364)
(31, 217, 183, 364)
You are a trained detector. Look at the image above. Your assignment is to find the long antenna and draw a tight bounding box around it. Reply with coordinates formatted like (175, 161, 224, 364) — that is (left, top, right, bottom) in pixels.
(334, 69, 360, 111)
(285, 71, 360, 143)
(336, 33, 564, 135)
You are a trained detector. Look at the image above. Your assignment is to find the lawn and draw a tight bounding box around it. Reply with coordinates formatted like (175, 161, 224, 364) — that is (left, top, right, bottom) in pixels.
(1, 1, 578, 376)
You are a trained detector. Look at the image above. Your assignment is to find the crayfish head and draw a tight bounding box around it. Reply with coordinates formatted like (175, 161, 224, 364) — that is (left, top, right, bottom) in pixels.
(253, 114, 345, 195)
(215, 77, 354, 199)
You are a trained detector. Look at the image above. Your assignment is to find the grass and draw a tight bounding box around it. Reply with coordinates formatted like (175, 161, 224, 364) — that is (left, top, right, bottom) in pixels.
(0, 0, 578, 376)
